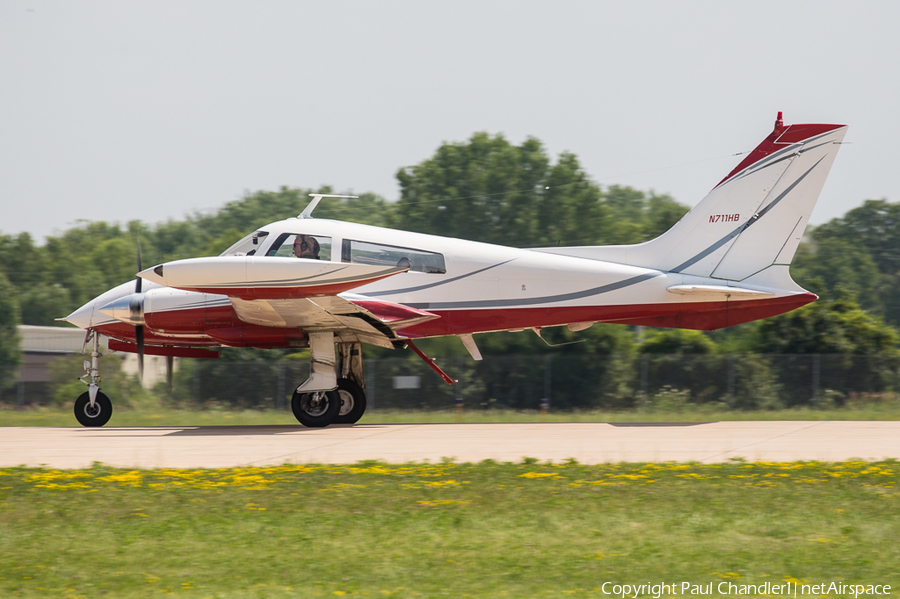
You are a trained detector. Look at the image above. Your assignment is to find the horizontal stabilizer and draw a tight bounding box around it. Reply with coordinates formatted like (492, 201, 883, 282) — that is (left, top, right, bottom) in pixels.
(138, 256, 408, 300)
(666, 284, 774, 300)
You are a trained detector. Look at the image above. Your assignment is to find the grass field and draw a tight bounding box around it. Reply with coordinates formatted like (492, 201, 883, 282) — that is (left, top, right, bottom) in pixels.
(1, 460, 898, 597)
(3, 400, 900, 428)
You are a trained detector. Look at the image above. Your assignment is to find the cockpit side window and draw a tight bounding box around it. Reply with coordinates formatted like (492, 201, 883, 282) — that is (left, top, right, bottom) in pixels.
(341, 239, 446, 273)
(219, 231, 269, 256)
(265, 233, 332, 260)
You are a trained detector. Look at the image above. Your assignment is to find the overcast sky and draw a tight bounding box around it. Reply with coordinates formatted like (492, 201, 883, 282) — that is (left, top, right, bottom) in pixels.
(2, 1, 897, 242)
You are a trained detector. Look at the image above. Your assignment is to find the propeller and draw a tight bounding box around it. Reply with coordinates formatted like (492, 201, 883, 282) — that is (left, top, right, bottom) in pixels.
(135, 238, 144, 384)
(96, 237, 149, 384)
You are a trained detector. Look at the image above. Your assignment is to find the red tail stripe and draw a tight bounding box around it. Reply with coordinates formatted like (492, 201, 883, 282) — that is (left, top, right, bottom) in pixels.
(716, 121, 844, 188)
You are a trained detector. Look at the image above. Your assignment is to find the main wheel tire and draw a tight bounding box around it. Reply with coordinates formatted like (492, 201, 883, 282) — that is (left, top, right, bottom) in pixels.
(334, 378, 367, 424)
(74, 391, 113, 427)
(291, 389, 341, 428)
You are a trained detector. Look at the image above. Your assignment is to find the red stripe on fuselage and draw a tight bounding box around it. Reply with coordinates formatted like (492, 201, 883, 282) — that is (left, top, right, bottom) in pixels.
(92, 293, 816, 348)
(398, 293, 817, 337)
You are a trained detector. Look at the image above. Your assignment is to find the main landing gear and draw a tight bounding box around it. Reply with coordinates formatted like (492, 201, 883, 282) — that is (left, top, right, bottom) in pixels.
(290, 332, 368, 428)
(335, 378, 366, 424)
(74, 330, 113, 427)
(291, 389, 341, 427)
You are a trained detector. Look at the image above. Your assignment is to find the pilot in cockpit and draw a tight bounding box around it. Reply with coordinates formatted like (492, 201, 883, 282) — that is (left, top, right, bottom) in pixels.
(293, 234, 320, 259)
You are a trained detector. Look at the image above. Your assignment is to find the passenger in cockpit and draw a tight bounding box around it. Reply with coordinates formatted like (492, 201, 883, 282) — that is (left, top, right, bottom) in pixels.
(293, 234, 320, 259)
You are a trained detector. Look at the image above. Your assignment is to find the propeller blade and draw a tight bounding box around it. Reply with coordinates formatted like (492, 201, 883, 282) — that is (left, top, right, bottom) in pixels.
(135, 239, 145, 385)
(135, 238, 143, 294)
(166, 355, 174, 394)
(135, 325, 144, 384)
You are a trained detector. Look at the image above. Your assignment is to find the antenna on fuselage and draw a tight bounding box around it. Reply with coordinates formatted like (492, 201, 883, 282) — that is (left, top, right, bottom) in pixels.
(299, 194, 359, 219)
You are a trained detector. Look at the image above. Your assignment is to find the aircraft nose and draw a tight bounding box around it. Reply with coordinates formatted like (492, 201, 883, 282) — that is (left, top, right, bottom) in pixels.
(62, 301, 96, 330)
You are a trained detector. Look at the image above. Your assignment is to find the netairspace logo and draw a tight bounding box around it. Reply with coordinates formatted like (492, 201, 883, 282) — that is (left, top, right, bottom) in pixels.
(600, 582, 892, 598)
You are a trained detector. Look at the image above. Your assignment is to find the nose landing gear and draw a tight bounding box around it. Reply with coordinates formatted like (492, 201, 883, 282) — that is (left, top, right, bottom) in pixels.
(74, 330, 114, 427)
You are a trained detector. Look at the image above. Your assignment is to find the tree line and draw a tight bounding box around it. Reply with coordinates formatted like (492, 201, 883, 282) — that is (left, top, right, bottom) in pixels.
(1, 132, 898, 393)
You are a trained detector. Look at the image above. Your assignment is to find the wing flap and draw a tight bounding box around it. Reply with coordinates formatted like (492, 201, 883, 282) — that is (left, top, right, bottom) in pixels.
(229, 294, 440, 348)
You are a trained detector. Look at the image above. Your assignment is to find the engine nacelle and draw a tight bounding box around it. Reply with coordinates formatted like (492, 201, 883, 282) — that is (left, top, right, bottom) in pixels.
(98, 293, 144, 326)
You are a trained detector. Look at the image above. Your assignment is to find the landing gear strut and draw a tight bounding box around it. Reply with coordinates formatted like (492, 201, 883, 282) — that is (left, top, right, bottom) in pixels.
(74, 330, 113, 427)
(290, 334, 368, 428)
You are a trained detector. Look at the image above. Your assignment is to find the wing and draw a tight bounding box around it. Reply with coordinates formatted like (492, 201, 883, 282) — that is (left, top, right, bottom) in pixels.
(138, 256, 407, 300)
(138, 256, 438, 348)
(230, 294, 439, 348)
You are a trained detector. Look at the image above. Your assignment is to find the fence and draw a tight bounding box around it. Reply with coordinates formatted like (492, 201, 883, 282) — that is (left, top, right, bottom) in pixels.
(172, 353, 900, 411)
(3, 353, 899, 411)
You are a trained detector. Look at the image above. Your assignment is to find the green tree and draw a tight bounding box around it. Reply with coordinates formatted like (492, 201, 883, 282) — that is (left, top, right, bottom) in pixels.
(19, 283, 72, 326)
(536, 153, 612, 247)
(753, 296, 898, 355)
(801, 199, 900, 327)
(645, 192, 691, 239)
(395, 133, 689, 248)
(791, 236, 885, 319)
(312, 192, 396, 228)
(40, 222, 136, 308)
(638, 329, 717, 354)
(396, 133, 555, 247)
(637, 329, 721, 404)
(752, 296, 900, 402)
(0, 233, 44, 288)
(813, 199, 900, 274)
(0, 271, 21, 391)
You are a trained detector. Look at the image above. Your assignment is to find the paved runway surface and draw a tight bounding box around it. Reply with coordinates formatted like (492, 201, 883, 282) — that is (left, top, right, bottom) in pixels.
(1, 421, 898, 469)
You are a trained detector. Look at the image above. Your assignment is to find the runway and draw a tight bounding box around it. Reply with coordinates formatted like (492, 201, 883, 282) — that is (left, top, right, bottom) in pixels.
(1, 421, 898, 469)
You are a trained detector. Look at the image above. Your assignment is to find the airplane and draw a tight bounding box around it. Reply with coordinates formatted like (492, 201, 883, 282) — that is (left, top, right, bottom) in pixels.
(63, 113, 847, 428)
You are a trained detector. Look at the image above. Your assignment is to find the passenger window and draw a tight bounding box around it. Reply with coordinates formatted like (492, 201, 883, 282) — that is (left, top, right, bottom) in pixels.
(265, 234, 332, 260)
(341, 239, 446, 274)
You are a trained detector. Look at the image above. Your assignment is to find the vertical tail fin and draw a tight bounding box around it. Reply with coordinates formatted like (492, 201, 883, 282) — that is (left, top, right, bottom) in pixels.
(674, 115, 847, 280)
(538, 115, 847, 282)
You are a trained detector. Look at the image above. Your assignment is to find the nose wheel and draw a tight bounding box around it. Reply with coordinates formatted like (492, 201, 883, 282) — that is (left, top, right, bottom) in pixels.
(74, 391, 113, 427)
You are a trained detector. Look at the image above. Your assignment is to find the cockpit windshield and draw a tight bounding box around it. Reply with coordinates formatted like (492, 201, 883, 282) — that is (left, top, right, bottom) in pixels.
(219, 231, 269, 256)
